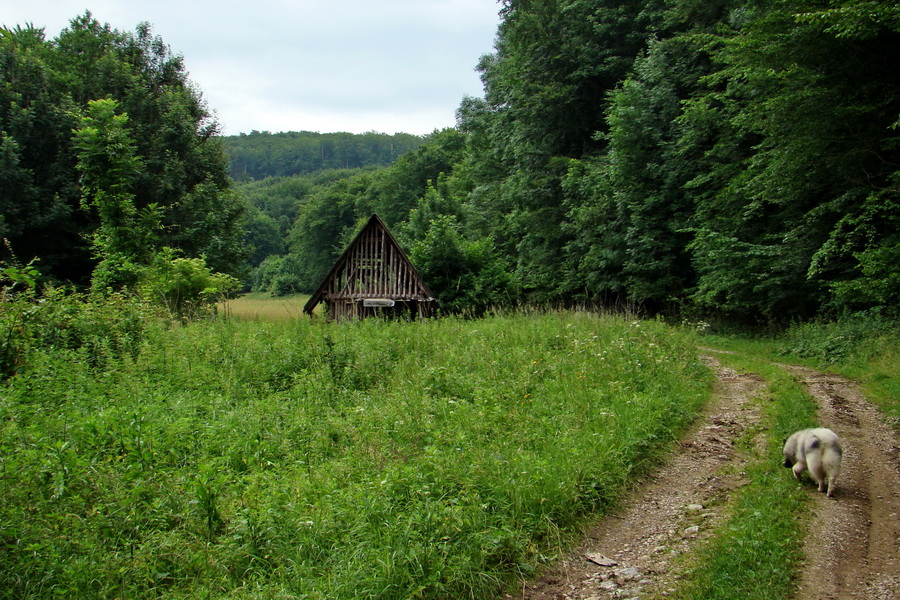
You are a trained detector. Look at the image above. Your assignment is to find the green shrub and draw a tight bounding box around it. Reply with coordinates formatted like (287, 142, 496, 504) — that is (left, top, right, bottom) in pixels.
(777, 311, 898, 363)
(250, 255, 307, 297)
(138, 248, 239, 320)
(1, 283, 152, 379)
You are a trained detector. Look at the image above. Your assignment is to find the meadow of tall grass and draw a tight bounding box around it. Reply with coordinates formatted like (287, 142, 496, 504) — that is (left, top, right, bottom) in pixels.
(218, 293, 313, 321)
(0, 310, 711, 599)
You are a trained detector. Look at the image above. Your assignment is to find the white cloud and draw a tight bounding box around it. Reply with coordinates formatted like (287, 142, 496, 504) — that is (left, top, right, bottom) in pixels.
(2, 0, 501, 134)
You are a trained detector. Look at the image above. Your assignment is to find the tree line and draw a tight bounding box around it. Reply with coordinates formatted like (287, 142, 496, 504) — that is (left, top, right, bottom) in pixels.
(224, 130, 426, 181)
(1, 12, 244, 292)
(3, 3, 899, 326)
(251, 0, 899, 324)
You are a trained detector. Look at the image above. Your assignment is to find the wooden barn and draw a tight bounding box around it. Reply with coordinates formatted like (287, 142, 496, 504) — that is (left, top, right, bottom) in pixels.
(303, 214, 438, 321)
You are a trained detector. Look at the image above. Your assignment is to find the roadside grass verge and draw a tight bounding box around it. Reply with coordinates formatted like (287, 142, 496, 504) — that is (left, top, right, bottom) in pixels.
(0, 312, 711, 599)
(777, 319, 900, 433)
(665, 351, 819, 600)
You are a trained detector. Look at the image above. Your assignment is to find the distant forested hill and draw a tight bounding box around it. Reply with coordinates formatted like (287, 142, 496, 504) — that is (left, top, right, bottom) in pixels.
(223, 130, 426, 180)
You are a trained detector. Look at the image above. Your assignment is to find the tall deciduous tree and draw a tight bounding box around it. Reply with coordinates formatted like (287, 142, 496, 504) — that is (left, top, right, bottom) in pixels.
(462, 0, 666, 301)
(0, 13, 245, 285)
(72, 98, 155, 290)
(679, 0, 900, 320)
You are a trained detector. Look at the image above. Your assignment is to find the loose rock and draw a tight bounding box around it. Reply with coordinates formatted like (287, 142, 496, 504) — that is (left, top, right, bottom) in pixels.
(615, 567, 641, 581)
(598, 580, 618, 591)
(586, 553, 618, 567)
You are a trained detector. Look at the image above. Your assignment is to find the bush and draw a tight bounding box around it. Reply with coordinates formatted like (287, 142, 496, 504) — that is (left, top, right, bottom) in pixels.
(250, 255, 308, 296)
(409, 215, 518, 315)
(0, 285, 153, 379)
(777, 311, 898, 363)
(270, 273, 304, 296)
(138, 248, 239, 320)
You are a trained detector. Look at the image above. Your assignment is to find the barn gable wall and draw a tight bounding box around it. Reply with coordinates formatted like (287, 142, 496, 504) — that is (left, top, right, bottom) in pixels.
(303, 214, 437, 320)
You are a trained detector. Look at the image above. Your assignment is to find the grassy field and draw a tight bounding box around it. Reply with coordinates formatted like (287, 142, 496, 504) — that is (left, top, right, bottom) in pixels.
(0, 310, 711, 599)
(218, 293, 314, 321)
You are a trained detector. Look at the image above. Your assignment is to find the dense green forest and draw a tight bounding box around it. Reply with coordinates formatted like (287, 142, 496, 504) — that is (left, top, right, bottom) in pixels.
(3, 1, 900, 324)
(224, 130, 426, 180)
(1, 13, 245, 289)
(239, 0, 900, 324)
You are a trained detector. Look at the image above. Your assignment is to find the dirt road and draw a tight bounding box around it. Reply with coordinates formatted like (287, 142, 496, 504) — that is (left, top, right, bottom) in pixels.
(785, 366, 900, 600)
(506, 356, 900, 600)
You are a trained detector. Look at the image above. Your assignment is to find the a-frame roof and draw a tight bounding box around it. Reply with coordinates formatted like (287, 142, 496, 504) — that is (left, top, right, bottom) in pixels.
(303, 214, 436, 315)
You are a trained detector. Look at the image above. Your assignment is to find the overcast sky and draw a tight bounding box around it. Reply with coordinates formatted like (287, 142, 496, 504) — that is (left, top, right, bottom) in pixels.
(3, 1, 502, 135)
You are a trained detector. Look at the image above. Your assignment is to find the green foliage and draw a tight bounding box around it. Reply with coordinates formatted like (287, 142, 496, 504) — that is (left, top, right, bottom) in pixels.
(235, 169, 369, 284)
(676, 0, 900, 321)
(827, 238, 900, 313)
(137, 248, 240, 320)
(364, 129, 467, 226)
(0, 247, 41, 377)
(0, 243, 39, 291)
(408, 214, 517, 314)
(0, 284, 152, 380)
(243, 205, 285, 267)
(72, 98, 160, 291)
(455, 0, 667, 301)
(0, 13, 245, 285)
(10, 2, 898, 323)
(0, 310, 711, 599)
(265, 131, 468, 295)
(72, 99, 142, 221)
(224, 130, 426, 180)
(777, 311, 898, 364)
(285, 171, 375, 292)
(794, 0, 900, 39)
(250, 254, 307, 297)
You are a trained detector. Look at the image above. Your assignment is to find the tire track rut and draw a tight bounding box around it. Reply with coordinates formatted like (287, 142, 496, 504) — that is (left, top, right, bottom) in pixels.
(785, 366, 900, 600)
